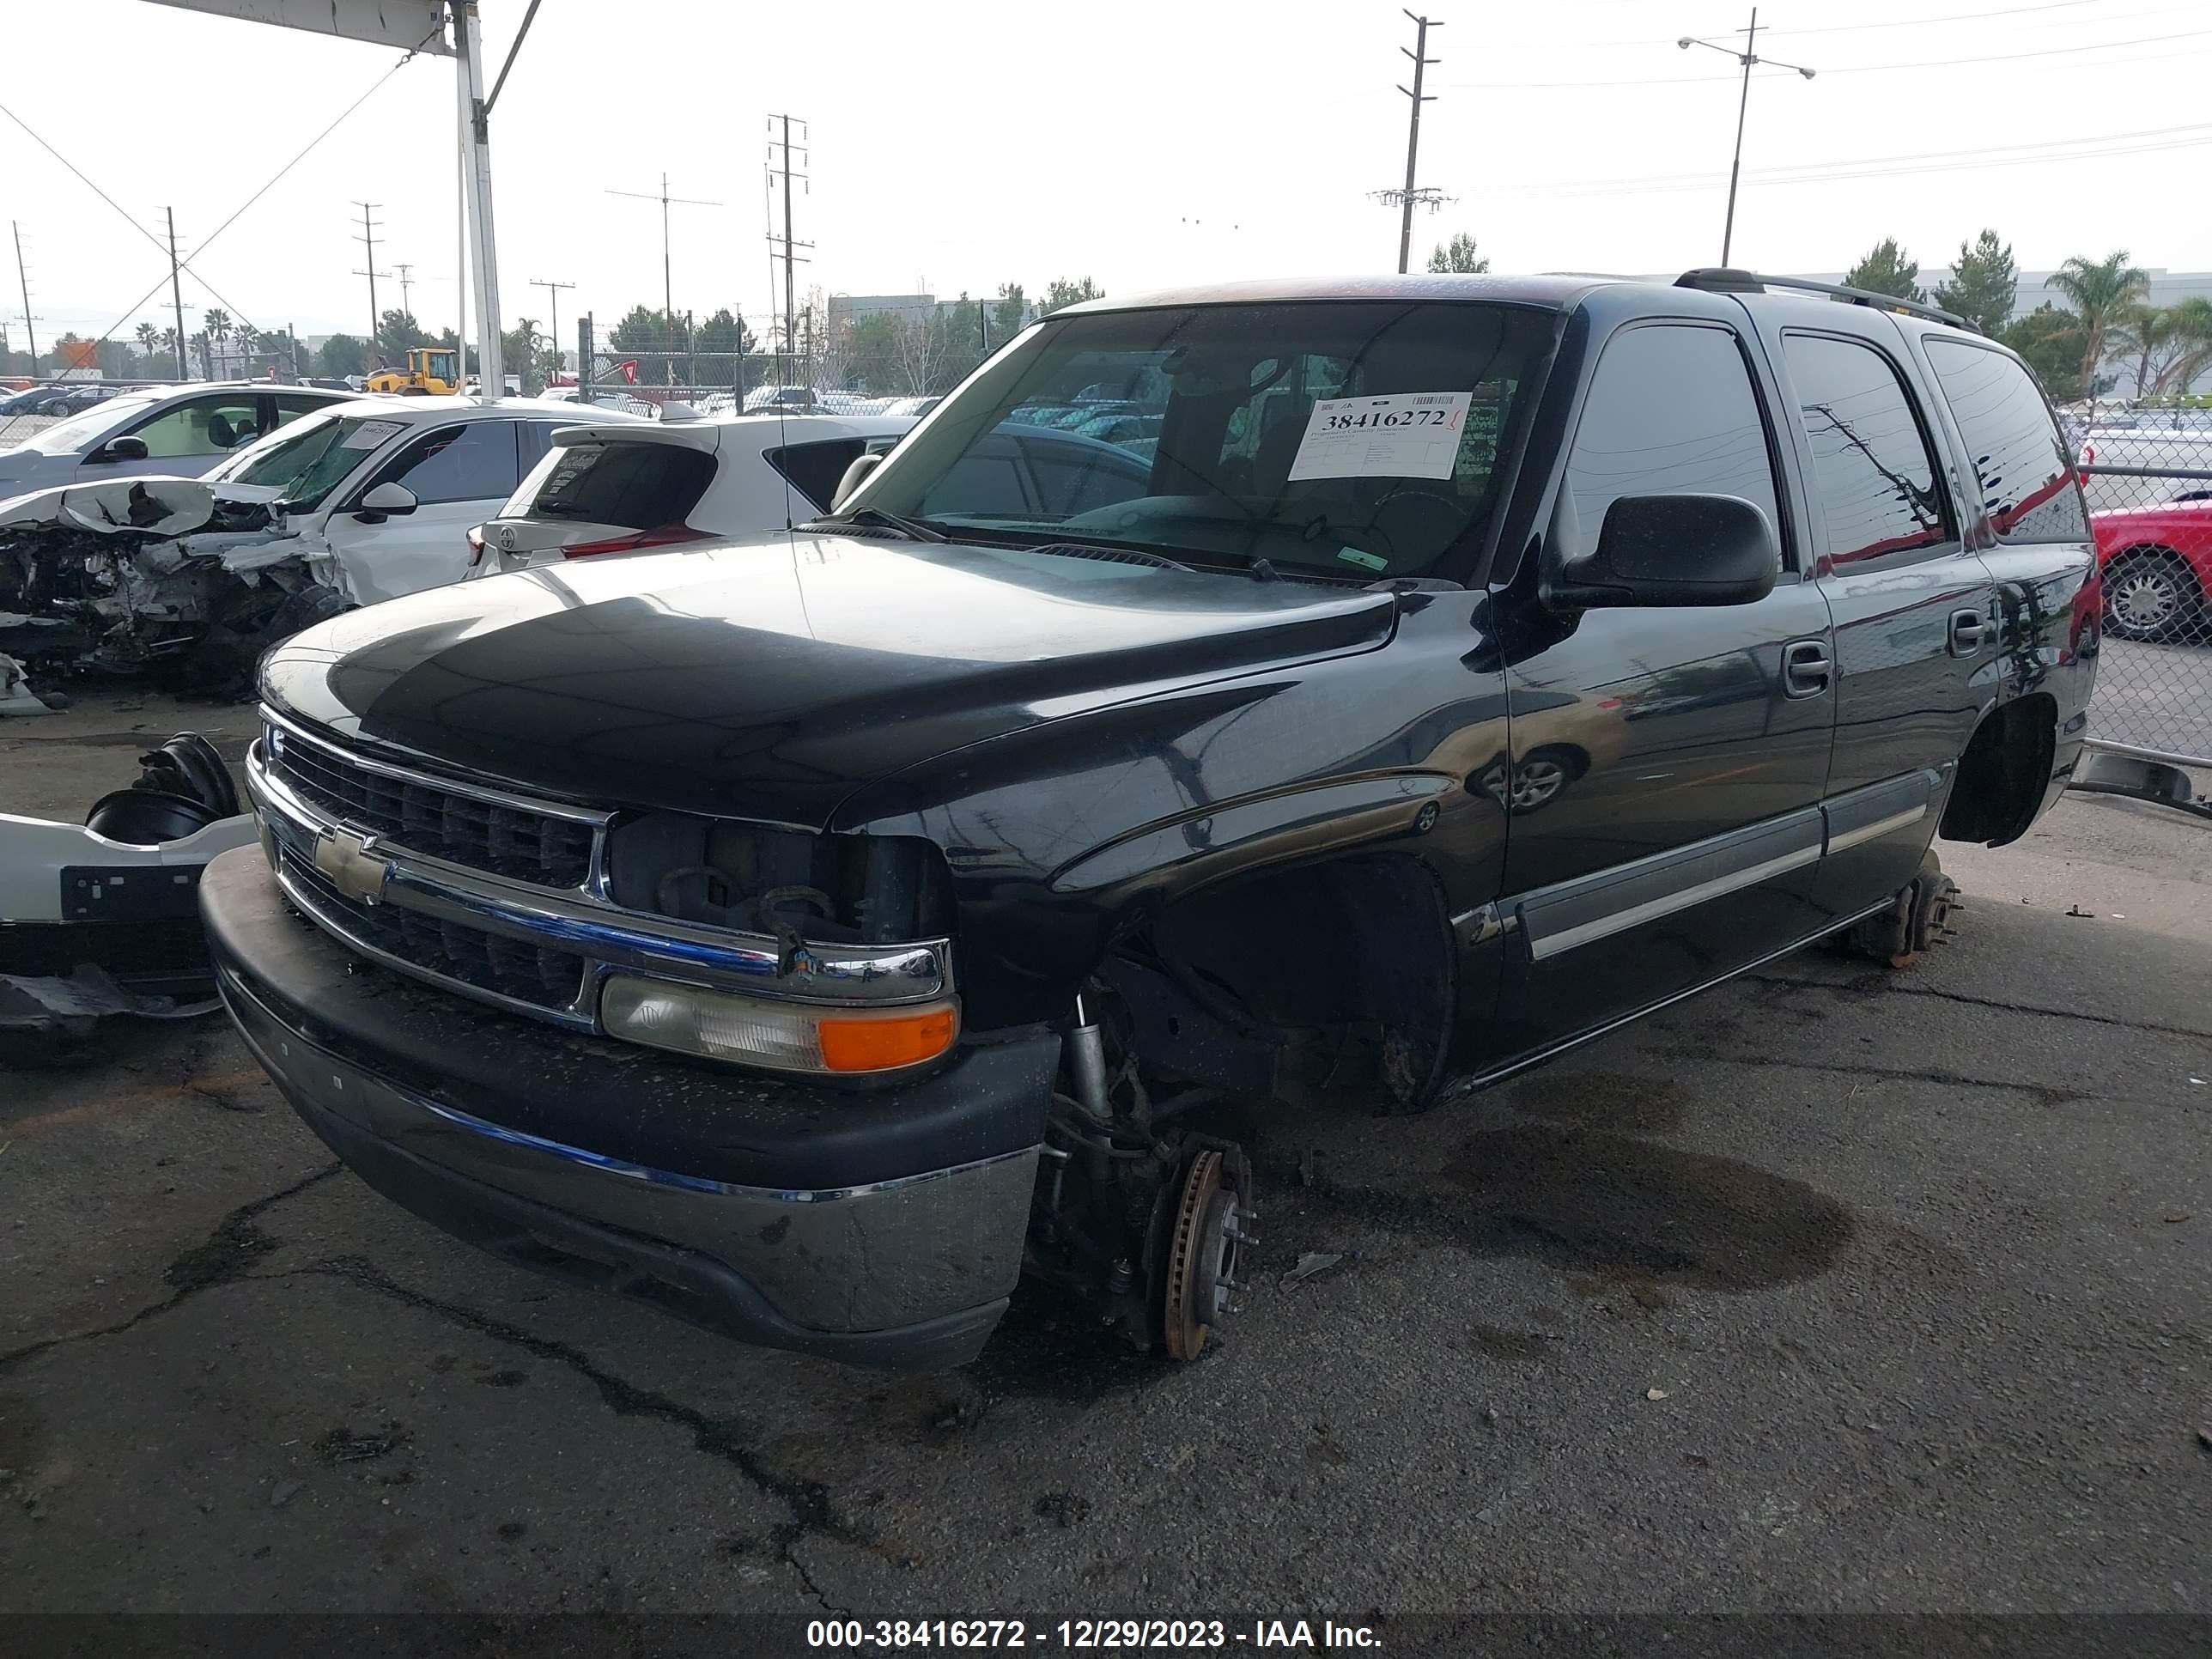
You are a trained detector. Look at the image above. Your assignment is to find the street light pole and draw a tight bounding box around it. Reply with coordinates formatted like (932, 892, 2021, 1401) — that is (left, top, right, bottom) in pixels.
(1680, 9, 1815, 266)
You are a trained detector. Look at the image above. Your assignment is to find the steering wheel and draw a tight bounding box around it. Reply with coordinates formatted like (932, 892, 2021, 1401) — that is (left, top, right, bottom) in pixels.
(1356, 485, 1464, 559)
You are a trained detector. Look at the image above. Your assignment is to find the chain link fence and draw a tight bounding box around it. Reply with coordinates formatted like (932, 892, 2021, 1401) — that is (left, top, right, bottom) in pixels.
(2067, 404, 2212, 765)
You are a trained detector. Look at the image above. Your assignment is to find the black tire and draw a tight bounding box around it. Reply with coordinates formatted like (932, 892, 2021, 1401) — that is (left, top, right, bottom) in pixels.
(2102, 548, 2202, 644)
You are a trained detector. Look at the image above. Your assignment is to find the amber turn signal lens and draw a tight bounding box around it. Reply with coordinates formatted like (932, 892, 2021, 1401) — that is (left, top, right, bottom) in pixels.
(817, 1006, 959, 1073)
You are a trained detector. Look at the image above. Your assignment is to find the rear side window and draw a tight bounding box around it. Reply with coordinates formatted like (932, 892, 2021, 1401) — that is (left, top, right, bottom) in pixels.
(1565, 323, 1783, 560)
(1783, 333, 1949, 568)
(514, 440, 715, 529)
(763, 438, 867, 512)
(1923, 340, 2087, 542)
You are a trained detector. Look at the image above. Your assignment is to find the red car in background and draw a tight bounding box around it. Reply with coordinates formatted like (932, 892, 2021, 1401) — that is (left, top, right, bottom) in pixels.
(2092, 497, 2212, 643)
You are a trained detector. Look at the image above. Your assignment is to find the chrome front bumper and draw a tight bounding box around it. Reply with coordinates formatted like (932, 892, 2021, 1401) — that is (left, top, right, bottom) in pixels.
(200, 845, 1055, 1370)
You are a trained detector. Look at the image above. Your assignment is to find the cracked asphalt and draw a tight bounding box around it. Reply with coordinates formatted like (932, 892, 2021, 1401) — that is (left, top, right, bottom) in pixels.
(3, 717, 2209, 1642)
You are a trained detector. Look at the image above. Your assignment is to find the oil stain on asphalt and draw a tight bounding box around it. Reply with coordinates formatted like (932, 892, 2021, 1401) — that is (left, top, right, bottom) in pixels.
(1303, 1122, 1854, 1293)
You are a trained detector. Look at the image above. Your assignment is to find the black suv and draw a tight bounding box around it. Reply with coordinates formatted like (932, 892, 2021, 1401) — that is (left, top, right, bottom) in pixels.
(204, 270, 2098, 1370)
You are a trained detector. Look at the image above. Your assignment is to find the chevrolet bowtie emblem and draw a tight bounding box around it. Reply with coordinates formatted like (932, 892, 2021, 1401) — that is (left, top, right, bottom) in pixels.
(313, 827, 389, 904)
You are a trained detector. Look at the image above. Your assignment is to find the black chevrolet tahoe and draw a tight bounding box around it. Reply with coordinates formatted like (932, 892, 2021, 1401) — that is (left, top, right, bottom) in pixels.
(204, 270, 2099, 1370)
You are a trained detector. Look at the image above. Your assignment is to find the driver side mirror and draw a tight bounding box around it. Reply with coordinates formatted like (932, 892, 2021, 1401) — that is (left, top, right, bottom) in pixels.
(830, 451, 884, 513)
(91, 435, 149, 464)
(1542, 493, 1778, 611)
(355, 481, 418, 522)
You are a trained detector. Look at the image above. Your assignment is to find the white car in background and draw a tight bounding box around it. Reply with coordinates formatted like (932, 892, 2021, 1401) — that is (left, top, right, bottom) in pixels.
(0, 395, 653, 684)
(465, 412, 917, 575)
(208, 394, 646, 601)
(0, 381, 354, 495)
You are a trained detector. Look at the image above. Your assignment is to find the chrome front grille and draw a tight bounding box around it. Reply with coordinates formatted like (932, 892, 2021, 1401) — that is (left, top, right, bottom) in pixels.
(248, 708, 954, 1036)
(279, 845, 587, 1012)
(268, 722, 597, 890)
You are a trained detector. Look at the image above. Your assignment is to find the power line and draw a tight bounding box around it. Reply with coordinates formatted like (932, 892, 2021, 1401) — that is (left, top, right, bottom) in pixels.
(1482, 125, 2212, 199)
(1439, 24, 2212, 87)
(606, 173, 721, 323)
(16, 25, 436, 354)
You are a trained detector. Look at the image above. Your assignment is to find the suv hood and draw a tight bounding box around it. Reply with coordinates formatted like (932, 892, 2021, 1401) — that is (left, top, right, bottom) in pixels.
(260, 533, 1401, 826)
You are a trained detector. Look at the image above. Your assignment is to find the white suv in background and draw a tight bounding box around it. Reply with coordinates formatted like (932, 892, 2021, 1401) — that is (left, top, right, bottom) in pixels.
(464, 413, 917, 576)
(208, 394, 647, 601)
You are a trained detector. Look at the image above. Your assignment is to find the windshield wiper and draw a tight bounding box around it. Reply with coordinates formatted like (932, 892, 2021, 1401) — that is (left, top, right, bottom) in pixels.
(800, 505, 949, 543)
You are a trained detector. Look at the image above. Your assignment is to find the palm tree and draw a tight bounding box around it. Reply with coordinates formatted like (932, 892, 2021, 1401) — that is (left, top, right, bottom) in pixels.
(2045, 251, 2149, 398)
(2149, 296, 2212, 398)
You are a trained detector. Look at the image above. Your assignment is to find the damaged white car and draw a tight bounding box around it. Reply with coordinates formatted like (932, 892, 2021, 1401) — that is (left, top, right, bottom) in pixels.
(0, 396, 643, 692)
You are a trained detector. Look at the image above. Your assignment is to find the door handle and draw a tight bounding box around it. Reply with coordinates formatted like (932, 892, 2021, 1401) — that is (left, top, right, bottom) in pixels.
(1782, 639, 1831, 698)
(1948, 607, 1987, 656)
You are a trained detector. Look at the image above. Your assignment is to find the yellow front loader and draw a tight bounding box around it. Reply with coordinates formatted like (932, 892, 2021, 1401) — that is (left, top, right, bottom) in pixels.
(366, 347, 462, 397)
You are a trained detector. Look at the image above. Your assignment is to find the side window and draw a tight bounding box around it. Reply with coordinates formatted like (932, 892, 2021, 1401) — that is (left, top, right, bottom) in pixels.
(272, 393, 333, 425)
(1923, 340, 2089, 542)
(1023, 435, 1152, 518)
(377, 422, 520, 505)
(125, 394, 265, 458)
(919, 436, 1030, 519)
(1782, 333, 1949, 568)
(1565, 324, 1783, 558)
(765, 438, 867, 512)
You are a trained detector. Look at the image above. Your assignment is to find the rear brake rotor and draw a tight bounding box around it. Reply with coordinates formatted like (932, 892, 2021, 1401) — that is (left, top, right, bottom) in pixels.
(1160, 1148, 1247, 1359)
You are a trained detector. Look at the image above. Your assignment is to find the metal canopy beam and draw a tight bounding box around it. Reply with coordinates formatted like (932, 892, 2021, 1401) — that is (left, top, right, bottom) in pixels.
(142, 0, 452, 53)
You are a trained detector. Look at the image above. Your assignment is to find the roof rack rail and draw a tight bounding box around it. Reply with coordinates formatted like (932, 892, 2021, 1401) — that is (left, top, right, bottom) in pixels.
(1675, 267, 1978, 334)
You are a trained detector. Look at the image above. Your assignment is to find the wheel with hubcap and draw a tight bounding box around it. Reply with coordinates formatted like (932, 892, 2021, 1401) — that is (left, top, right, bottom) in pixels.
(2103, 551, 2199, 643)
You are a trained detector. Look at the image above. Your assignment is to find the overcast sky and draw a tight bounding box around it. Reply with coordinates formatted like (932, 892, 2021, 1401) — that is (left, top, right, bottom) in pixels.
(4, 0, 2208, 349)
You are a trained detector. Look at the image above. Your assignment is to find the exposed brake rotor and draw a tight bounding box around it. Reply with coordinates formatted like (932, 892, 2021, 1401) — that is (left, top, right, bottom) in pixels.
(1159, 1146, 1253, 1360)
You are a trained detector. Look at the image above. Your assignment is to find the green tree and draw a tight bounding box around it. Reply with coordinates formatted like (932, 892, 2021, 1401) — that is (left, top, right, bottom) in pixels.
(695, 307, 755, 357)
(1844, 239, 1923, 302)
(132, 321, 161, 374)
(1427, 231, 1490, 274)
(500, 317, 550, 392)
(608, 305, 682, 353)
(2045, 250, 2150, 399)
(1038, 276, 1103, 317)
(375, 308, 428, 362)
(316, 333, 368, 378)
(202, 307, 232, 349)
(2110, 296, 2212, 399)
(2001, 305, 2085, 403)
(939, 292, 983, 368)
(992, 283, 1028, 341)
(1931, 229, 2016, 337)
(845, 311, 902, 393)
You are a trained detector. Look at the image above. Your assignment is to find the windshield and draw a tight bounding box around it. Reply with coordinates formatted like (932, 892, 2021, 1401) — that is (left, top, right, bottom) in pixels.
(210, 411, 402, 509)
(22, 392, 161, 453)
(848, 301, 1551, 580)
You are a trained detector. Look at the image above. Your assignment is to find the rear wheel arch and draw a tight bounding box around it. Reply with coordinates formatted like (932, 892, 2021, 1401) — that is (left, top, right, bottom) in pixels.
(1938, 692, 2057, 847)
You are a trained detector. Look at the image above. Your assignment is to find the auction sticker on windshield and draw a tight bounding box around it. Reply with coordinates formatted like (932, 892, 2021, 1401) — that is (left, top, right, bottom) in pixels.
(342, 419, 406, 451)
(1288, 391, 1471, 481)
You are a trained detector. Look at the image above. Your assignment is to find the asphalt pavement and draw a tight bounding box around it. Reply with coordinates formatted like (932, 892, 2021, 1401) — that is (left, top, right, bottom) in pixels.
(3, 704, 2209, 1650)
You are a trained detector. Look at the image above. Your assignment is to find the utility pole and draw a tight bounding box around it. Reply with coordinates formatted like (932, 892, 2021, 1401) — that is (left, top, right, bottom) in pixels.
(1395, 13, 1441, 275)
(530, 277, 574, 379)
(1680, 9, 1817, 265)
(606, 174, 720, 325)
(11, 222, 37, 378)
(395, 262, 415, 319)
(352, 202, 389, 360)
(765, 115, 812, 382)
(164, 208, 187, 380)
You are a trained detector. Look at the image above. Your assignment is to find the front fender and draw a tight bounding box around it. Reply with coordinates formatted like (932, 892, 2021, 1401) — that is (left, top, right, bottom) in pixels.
(835, 677, 1502, 1029)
